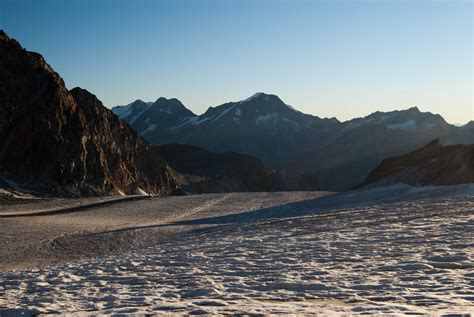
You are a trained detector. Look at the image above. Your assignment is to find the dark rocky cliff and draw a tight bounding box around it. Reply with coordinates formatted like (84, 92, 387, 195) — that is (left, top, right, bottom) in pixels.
(0, 30, 177, 196)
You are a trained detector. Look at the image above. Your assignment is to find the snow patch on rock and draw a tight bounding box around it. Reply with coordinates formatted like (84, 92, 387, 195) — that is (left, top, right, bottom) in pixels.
(387, 119, 416, 131)
(191, 117, 210, 125)
(134, 187, 149, 196)
(112, 105, 133, 118)
(140, 124, 158, 136)
(212, 104, 238, 123)
(282, 117, 299, 129)
(256, 113, 279, 125)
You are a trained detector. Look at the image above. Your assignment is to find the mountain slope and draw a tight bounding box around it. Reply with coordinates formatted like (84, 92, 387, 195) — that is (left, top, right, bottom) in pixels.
(156, 144, 284, 193)
(359, 139, 474, 187)
(0, 30, 177, 196)
(443, 120, 474, 145)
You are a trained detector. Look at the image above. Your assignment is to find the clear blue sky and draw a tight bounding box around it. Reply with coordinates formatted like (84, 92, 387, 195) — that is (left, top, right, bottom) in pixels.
(1, 0, 472, 124)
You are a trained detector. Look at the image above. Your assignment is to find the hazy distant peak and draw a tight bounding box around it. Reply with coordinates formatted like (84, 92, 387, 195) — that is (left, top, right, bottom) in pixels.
(406, 106, 420, 112)
(153, 97, 184, 106)
(154, 97, 183, 104)
(240, 92, 266, 103)
(235, 92, 301, 115)
(364, 106, 439, 121)
(238, 92, 283, 104)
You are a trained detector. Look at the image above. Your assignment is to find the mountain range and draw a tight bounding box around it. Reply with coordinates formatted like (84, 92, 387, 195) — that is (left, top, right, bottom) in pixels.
(113, 93, 473, 190)
(1, 29, 472, 196)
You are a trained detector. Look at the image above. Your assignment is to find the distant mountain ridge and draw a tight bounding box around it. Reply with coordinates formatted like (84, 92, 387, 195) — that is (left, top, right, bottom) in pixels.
(113, 93, 473, 190)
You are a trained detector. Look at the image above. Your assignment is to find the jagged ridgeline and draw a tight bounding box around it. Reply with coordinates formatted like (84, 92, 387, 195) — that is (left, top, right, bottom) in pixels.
(0, 30, 177, 196)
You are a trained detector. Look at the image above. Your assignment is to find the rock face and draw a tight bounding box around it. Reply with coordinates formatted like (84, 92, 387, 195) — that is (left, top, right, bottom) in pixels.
(359, 139, 474, 187)
(0, 30, 177, 196)
(156, 144, 284, 193)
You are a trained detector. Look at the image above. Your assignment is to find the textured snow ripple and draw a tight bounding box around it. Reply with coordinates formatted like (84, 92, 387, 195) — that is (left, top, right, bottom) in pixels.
(0, 195, 473, 315)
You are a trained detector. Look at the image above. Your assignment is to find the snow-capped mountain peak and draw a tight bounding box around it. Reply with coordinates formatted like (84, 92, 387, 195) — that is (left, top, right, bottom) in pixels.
(240, 92, 266, 103)
(112, 97, 197, 136)
(235, 92, 300, 114)
(112, 99, 153, 123)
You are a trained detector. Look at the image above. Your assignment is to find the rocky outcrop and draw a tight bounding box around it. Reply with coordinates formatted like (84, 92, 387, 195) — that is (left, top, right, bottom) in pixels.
(359, 139, 474, 187)
(0, 30, 177, 196)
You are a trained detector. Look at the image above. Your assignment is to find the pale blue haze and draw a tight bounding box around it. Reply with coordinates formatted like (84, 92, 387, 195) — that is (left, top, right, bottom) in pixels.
(0, 0, 472, 123)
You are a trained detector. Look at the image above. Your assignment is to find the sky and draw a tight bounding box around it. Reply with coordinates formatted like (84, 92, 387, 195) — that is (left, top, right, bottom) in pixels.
(1, 0, 473, 124)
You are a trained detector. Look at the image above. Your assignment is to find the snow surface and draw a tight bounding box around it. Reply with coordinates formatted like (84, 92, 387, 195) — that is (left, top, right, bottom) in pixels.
(112, 102, 153, 120)
(0, 188, 37, 201)
(231, 108, 242, 124)
(338, 115, 421, 136)
(339, 117, 375, 134)
(129, 105, 152, 124)
(256, 113, 279, 125)
(1, 184, 473, 315)
(212, 104, 238, 123)
(140, 124, 158, 136)
(387, 119, 416, 131)
(134, 187, 150, 196)
(234, 108, 241, 117)
(111, 105, 132, 118)
(282, 117, 299, 129)
(160, 107, 172, 114)
(167, 116, 200, 129)
(0, 177, 40, 198)
(190, 117, 210, 125)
